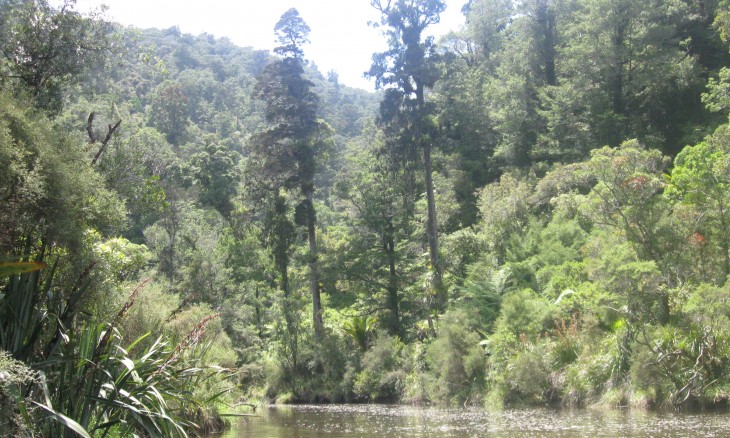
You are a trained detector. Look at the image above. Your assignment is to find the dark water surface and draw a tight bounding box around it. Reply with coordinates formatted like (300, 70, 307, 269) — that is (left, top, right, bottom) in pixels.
(211, 404, 730, 437)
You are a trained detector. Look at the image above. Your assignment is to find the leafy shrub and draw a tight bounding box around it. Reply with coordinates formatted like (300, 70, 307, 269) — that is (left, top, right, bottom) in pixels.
(563, 346, 616, 406)
(507, 342, 554, 404)
(456, 262, 512, 329)
(265, 327, 352, 403)
(425, 309, 486, 405)
(166, 304, 238, 368)
(401, 342, 430, 404)
(353, 331, 405, 402)
(493, 289, 556, 339)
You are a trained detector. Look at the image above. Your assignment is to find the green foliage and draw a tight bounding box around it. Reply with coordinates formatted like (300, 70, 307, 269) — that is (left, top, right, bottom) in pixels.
(425, 309, 486, 405)
(149, 80, 190, 146)
(249, 43, 324, 193)
(93, 235, 152, 282)
(369, 0, 448, 310)
(0, 349, 39, 435)
(341, 315, 377, 352)
(330, 131, 422, 336)
(0, 89, 126, 254)
(368, 0, 445, 92)
(353, 331, 406, 402)
(97, 126, 176, 241)
(434, 53, 498, 225)
(166, 304, 238, 368)
(264, 327, 353, 403)
(628, 283, 730, 407)
(0, 0, 115, 113)
(249, 8, 332, 338)
(273, 8, 310, 60)
(562, 330, 624, 407)
(584, 234, 667, 324)
(187, 135, 241, 217)
(505, 341, 554, 405)
(494, 289, 556, 340)
(456, 263, 512, 329)
(703, 67, 730, 113)
(476, 172, 535, 263)
(1, 264, 236, 437)
(668, 131, 730, 283)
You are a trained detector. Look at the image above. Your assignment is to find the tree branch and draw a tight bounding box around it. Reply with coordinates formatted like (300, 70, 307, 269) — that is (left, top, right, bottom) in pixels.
(89, 114, 121, 166)
(86, 111, 96, 143)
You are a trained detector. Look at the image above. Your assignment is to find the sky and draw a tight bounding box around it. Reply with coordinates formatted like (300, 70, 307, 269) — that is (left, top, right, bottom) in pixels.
(74, 0, 467, 90)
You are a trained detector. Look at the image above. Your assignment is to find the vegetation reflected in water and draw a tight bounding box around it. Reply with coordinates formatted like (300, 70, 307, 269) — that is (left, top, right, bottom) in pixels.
(215, 405, 730, 437)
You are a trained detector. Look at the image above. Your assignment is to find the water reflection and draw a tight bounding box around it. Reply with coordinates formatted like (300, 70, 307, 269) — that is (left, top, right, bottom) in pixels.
(214, 404, 730, 437)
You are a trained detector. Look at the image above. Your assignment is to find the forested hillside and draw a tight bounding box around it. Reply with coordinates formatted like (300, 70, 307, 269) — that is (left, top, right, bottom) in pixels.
(4, 0, 730, 436)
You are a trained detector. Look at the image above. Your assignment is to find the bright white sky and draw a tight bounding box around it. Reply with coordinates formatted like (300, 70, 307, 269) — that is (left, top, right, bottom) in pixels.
(74, 0, 467, 90)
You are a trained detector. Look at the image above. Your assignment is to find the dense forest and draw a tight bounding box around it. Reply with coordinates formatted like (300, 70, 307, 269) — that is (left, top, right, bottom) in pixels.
(4, 0, 730, 435)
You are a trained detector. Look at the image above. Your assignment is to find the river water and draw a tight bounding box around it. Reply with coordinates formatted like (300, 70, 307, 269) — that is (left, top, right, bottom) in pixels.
(212, 404, 730, 437)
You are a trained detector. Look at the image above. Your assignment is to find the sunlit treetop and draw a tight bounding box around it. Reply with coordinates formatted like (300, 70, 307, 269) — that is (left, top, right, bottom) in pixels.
(273, 8, 310, 60)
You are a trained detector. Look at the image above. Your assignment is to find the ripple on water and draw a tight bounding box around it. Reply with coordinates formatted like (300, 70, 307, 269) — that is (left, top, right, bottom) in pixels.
(213, 404, 730, 437)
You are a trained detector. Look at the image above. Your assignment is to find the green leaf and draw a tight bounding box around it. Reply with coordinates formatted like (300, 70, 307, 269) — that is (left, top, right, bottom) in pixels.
(126, 331, 151, 351)
(0, 261, 47, 277)
(120, 357, 135, 371)
(32, 401, 92, 438)
(555, 289, 575, 305)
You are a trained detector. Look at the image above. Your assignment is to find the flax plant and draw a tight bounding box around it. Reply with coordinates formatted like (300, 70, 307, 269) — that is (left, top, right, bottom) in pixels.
(1, 263, 234, 437)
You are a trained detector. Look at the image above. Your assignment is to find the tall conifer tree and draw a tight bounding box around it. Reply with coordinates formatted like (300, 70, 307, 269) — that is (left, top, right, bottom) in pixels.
(250, 8, 330, 338)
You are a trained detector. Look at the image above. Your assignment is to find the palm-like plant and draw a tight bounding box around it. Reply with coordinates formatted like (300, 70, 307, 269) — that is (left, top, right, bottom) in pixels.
(342, 316, 377, 352)
(459, 265, 514, 329)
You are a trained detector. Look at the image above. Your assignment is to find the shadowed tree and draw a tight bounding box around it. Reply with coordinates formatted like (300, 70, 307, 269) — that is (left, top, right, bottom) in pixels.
(335, 128, 420, 337)
(367, 0, 447, 312)
(249, 8, 331, 338)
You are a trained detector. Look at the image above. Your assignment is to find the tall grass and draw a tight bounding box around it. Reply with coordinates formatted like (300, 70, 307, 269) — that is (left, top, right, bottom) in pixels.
(1, 262, 235, 437)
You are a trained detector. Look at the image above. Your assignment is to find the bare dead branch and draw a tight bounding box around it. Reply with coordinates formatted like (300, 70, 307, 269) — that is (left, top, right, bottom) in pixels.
(86, 112, 96, 143)
(90, 118, 121, 166)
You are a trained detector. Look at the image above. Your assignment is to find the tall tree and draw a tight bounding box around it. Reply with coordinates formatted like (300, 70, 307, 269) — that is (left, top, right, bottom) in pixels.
(368, 0, 447, 310)
(335, 128, 419, 336)
(576, 140, 675, 323)
(249, 8, 330, 338)
(148, 80, 190, 146)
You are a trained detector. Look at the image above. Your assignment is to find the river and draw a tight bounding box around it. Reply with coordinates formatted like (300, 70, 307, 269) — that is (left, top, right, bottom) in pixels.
(210, 404, 730, 437)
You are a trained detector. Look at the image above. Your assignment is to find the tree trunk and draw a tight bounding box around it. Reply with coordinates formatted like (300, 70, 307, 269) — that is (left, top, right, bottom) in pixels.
(416, 82, 444, 312)
(280, 254, 298, 367)
(423, 141, 444, 310)
(535, 0, 557, 86)
(305, 189, 324, 338)
(610, 24, 626, 116)
(255, 285, 263, 340)
(385, 218, 400, 336)
(271, 195, 297, 354)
